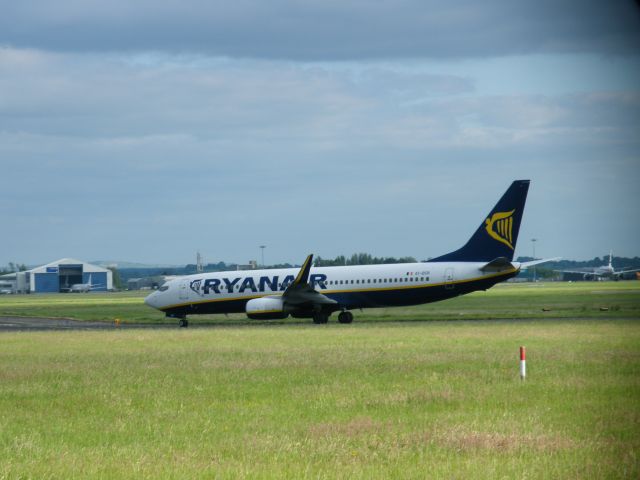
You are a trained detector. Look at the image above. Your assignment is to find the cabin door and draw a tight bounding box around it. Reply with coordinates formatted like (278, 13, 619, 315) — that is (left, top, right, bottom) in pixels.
(179, 279, 189, 300)
(444, 268, 455, 290)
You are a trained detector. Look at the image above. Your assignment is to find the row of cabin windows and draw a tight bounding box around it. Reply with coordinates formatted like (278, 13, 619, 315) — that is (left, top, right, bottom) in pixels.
(323, 277, 429, 287)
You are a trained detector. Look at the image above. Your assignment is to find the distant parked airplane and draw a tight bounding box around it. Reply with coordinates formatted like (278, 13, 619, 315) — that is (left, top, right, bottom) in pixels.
(62, 274, 104, 293)
(557, 252, 640, 281)
(145, 180, 558, 327)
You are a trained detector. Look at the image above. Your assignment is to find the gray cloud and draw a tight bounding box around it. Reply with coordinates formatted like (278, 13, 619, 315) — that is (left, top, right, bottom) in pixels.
(1, 47, 639, 264)
(2, 49, 637, 150)
(1, 0, 639, 59)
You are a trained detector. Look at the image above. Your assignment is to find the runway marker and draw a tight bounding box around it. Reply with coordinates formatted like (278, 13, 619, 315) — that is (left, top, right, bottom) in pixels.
(520, 346, 526, 380)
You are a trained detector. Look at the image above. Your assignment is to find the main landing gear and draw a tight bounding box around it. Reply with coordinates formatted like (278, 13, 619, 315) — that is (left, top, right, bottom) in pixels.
(338, 311, 353, 324)
(312, 311, 354, 324)
(312, 312, 329, 324)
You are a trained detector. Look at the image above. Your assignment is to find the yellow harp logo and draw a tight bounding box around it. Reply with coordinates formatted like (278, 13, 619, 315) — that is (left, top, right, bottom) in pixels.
(485, 210, 515, 250)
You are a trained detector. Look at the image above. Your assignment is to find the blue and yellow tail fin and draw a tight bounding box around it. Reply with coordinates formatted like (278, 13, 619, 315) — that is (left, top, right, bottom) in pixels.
(430, 180, 530, 262)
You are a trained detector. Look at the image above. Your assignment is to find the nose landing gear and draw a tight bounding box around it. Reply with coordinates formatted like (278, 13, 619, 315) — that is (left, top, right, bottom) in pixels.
(338, 311, 353, 324)
(167, 313, 189, 328)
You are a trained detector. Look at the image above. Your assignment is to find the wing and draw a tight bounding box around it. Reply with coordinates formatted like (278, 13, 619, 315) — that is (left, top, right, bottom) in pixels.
(282, 254, 337, 309)
(616, 268, 640, 275)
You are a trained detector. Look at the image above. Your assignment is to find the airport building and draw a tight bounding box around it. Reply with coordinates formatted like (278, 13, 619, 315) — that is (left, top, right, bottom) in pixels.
(0, 258, 113, 293)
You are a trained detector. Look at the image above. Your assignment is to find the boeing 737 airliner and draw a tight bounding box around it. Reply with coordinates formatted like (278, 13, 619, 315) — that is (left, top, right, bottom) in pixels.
(145, 180, 555, 326)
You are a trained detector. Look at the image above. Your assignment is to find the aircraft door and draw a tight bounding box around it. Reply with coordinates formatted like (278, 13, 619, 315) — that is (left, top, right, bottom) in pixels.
(444, 268, 455, 290)
(179, 279, 189, 300)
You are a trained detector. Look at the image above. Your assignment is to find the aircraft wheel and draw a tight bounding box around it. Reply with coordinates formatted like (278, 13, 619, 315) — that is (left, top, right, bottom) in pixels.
(179, 318, 189, 328)
(312, 313, 329, 324)
(338, 311, 353, 324)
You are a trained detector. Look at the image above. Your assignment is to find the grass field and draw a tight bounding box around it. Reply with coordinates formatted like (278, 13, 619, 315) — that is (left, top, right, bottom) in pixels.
(0, 281, 639, 324)
(1, 282, 639, 478)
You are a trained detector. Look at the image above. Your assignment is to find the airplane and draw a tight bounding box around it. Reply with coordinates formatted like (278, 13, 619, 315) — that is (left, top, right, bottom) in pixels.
(145, 180, 557, 327)
(557, 251, 640, 281)
(63, 274, 104, 293)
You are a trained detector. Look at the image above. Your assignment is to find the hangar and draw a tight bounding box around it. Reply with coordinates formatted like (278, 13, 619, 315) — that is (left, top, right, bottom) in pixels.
(0, 258, 113, 293)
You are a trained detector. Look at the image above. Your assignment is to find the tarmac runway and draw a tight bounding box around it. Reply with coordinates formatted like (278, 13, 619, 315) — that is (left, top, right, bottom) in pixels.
(0, 317, 175, 331)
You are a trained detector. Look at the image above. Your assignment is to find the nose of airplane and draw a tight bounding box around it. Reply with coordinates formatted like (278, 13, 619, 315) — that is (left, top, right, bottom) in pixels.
(144, 291, 159, 309)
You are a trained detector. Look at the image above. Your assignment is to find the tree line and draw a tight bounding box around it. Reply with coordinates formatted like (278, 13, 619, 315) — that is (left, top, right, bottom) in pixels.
(0, 263, 28, 275)
(314, 253, 417, 267)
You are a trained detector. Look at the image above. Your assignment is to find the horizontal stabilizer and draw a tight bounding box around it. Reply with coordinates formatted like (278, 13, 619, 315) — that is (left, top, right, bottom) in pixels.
(481, 257, 516, 272)
(520, 257, 562, 269)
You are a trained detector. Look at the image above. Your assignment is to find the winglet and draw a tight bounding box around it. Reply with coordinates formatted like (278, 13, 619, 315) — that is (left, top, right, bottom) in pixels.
(293, 254, 314, 286)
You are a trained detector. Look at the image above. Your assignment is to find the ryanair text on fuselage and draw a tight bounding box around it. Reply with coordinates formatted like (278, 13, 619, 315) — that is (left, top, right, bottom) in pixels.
(193, 274, 328, 296)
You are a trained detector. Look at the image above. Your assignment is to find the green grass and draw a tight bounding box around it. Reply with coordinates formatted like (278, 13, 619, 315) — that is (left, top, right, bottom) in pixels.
(0, 281, 638, 324)
(1, 319, 639, 478)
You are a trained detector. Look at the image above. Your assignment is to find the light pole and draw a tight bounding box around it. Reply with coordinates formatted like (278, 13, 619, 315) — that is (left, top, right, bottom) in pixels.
(531, 238, 538, 282)
(259, 245, 266, 268)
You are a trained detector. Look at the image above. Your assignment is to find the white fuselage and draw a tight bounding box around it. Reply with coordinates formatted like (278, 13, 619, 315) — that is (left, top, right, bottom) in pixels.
(144, 261, 520, 314)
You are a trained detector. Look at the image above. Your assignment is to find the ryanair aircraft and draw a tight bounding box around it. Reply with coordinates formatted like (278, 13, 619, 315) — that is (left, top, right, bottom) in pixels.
(145, 180, 555, 327)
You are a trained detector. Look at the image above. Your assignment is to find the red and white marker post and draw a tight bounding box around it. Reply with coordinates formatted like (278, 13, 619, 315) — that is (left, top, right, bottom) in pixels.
(520, 346, 526, 380)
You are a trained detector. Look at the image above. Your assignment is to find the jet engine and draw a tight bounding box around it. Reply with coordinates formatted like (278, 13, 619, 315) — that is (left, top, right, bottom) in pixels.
(245, 297, 288, 320)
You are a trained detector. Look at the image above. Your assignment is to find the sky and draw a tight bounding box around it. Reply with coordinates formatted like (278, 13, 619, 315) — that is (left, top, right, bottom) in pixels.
(1, 0, 639, 267)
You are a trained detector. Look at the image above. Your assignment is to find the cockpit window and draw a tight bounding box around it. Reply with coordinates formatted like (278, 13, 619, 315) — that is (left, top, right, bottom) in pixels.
(159, 285, 169, 292)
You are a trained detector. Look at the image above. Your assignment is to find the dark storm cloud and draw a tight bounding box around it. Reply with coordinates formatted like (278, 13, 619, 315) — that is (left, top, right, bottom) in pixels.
(2, 0, 639, 59)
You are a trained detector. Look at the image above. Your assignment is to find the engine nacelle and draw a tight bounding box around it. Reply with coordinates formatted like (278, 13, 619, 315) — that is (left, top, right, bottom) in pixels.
(245, 296, 288, 320)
